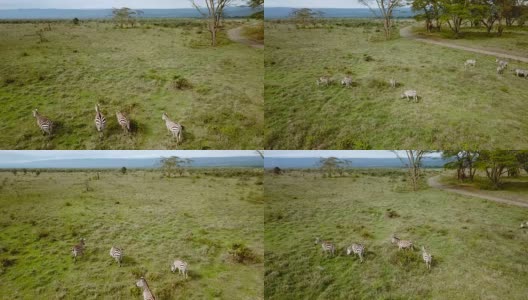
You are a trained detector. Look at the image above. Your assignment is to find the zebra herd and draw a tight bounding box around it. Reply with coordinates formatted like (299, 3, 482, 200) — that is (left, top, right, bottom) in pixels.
(315, 234, 434, 270)
(465, 58, 528, 78)
(316, 56, 528, 104)
(32, 105, 184, 144)
(70, 238, 189, 300)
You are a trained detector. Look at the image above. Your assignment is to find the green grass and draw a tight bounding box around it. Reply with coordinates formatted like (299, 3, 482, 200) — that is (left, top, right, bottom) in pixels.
(413, 25, 528, 57)
(439, 170, 528, 204)
(265, 170, 528, 299)
(264, 19, 528, 149)
(0, 170, 263, 299)
(0, 19, 263, 149)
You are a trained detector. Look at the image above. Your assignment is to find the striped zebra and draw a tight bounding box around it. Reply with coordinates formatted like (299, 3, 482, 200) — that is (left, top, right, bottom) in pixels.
(315, 237, 335, 257)
(116, 111, 131, 133)
(391, 234, 413, 250)
(170, 259, 188, 278)
(71, 238, 85, 261)
(136, 277, 156, 300)
(421, 246, 432, 270)
(346, 243, 365, 262)
(33, 109, 53, 135)
(94, 104, 106, 132)
(109, 246, 123, 266)
(162, 112, 183, 144)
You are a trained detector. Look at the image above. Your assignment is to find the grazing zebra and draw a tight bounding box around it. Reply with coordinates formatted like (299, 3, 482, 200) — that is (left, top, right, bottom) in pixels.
(94, 104, 106, 132)
(464, 59, 476, 69)
(116, 111, 131, 133)
(389, 78, 397, 88)
(109, 246, 123, 266)
(421, 246, 432, 270)
(346, 243, 365, 262)
(400, 90, 418, 102)
(391, 235, 413, 250)
(136, 277, 156, 300)
(497, 65, 505, 74)
(170, 259, 188, 278)
(495, 58, 508, 68)
(514, 69, 528, 78)
(341, 76, 353, 87)
(71, 238, 85, 261)
(315, 237, 335, 256)
(520, 221, 528, 228)
(33, 109, 53, 135)
(161, 113, 183, 144)
(316, 76, 331, 86)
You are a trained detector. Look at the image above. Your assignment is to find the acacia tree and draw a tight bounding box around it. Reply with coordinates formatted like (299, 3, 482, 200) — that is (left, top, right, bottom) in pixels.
(395, 150, 431, 191)
(412, 0, 443, 31)
(160, 156, 192, 178)
(191, 0, 233, 46)
(360, 0, 404, 39)
(475, 150, 519, 189)
(290, 8, 321, 25)
(319, 157, 350, 177)
(112, 7, 141, 28)
(443, 150, 479, 181)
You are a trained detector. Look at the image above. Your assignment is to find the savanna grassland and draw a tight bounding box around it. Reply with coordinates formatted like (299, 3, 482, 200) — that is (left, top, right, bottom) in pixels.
(0, 19, 263, 150)
(264, 19, 528, 149)
(265, 170, 528, 299)
(412, 25, 528, 57)
(0, 169, 263, 299)
(439, 170, 528, 204)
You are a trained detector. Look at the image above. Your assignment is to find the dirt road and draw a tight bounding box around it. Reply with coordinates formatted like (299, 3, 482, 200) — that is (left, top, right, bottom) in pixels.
(227, 26, 264, 49)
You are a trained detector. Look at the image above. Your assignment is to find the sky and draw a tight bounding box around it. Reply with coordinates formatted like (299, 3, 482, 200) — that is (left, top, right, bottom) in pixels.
(0, 150, 259, 163)
(265, 151, 441, 158)
(0, 0, 245, 9)
(266, 0, 364, 8)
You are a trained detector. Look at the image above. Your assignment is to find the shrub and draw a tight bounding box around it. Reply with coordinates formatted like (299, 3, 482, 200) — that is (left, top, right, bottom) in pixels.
(169, 75, 192, 90)
(228, 243, 258, 264)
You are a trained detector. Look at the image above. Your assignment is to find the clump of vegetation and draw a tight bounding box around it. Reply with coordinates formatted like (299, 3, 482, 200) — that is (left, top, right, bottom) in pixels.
(228, 243, 258, 264)
(385, 208, 400, 218)
(169, 75, 192, 90)
(363, 54, 374, 61)
(388, 249, 422, 269)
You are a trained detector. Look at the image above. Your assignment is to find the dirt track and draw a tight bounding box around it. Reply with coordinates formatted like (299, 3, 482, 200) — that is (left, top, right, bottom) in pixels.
(227, 26, 264, 49)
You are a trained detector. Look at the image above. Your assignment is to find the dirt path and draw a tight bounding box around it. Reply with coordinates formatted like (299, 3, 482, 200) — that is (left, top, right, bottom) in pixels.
(428, 176, 528, 208)
(227, 26, 264, 49)
(400, 26, 528, 63)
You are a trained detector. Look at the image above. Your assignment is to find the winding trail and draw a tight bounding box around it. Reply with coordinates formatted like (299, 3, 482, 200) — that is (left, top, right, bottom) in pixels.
(400, 26, 528, 63)
(428, 176, 528, 208)
(227, 25, 264, 49)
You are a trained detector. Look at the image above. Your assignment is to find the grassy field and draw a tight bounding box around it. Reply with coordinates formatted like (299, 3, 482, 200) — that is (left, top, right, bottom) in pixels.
(413, 25, 528, 57)
(265, 170, 528, 299)
(0, 169, 263, 299)
(264, 19, 528, 149)
(439, 170, 528, 204)
(0, 19, 263, 150)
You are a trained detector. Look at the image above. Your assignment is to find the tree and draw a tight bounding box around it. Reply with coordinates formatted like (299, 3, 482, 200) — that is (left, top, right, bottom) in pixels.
(289, 8, 321, 25)
(319, 157, 350, 177)
(112, 7, 140, 28)
(160, 156, 193, 178)
(360, 0, 404, 39)
(440, 0, 473, 37)
(395, 150, 430, 191)
(475, 150, 519, 189)
(443, 150, 479, 181)
(73, 17, 80, 25)
(247, 0, 263, 8)
(120, 167, 127, 175)
(273, 167, 282, 175)
(11, 169, 17, 176)
(191, 0, 233, 46)
(516, 150, 528, 173)
(412, 0, 443, 31)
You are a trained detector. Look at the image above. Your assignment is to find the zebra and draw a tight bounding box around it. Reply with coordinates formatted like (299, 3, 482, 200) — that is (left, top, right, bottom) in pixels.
(421, 246, 432, 270)
(161, 112, 183, 144)
(315, 237, 335, 257)
(389, 78, 397, 88)
(71, 238, 85, 261)
(514, 69, 528, 78)
(33, 109, 53, 135)
(170, 259, 188, 278)
(495, 58, 508, 68)
(391, 234, 413, 250)
(116, 111, 131, 133)
(346, 243, 365, 263)
(400, 90, 418, 102)
(341, 76, 353, 87)
(497, 65, 505, 74)
(94, 104, 106, 132)
(464, 59, 476, 69)
(136, 277, 156, 300)
(316, 76, 331, 86)
(109, 246, 123, 266)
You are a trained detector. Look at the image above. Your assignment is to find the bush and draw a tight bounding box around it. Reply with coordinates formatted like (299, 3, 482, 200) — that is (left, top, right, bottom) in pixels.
(169, 75, 192, 90)
(228, 243, 258, 264)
